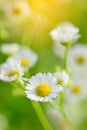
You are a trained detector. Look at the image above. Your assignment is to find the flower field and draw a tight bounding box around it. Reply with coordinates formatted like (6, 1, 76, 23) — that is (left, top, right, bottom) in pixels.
(0, 0, 87, 130)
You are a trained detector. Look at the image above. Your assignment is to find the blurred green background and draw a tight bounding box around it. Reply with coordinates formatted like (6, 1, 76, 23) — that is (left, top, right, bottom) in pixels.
(0, 0, 87, 130)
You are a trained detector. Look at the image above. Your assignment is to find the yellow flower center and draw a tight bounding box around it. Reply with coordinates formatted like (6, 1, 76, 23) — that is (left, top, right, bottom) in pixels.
(20, 58, 29, 67)
(72, 85, 83, 94)
(36, 84, 51, 97)
(58, 79, 64, 85)
(76, 56, 85, 64)
(12, 7, 22, 15)
(8, 70, 20, 77)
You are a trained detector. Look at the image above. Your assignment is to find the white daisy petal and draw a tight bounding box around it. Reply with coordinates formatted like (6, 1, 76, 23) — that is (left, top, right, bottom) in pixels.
(25, 73, 62, 102)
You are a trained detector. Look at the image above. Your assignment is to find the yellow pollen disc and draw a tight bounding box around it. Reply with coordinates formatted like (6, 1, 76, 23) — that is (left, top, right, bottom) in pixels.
(8, 70, 20, 77)
(20, 58, 29, 67)
(72, 85, 83, 94)
(76, 56, 85, 64)
(58, 79, 64, 85)
(36, 84, 51, 97)
(12, 7, 22, 15)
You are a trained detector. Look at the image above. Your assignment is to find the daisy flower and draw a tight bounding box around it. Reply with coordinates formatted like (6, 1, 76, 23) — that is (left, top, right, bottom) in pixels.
(1, 43, 20, 55)
(65, 76, 87, 103)
(54, 70, 69, 87)
(4, 0, 31, 23)
(10, 48, 38, 71)
(68, 44, 87, 74)
(50, 22, 80, 45)
(25, 73, 62, 102)
(0, 58, 24, 82)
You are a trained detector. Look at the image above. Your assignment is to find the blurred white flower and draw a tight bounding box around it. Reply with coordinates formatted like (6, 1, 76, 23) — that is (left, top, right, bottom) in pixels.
(0, 58, 24, 82)
(50, 22, 80, 45)
(4, 0, 31, 23)
(54, 70, 69, 87)
(1, 43, 20, 55)
(53, 42, 65, 58)
(10, 48, 38, 71)
(65, 76, 87, 103)
(68, 44, 87, 74)
(25, 73, 62, 102)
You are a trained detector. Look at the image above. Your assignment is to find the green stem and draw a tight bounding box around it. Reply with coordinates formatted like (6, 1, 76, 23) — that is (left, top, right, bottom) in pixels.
(10, 82, 25, 96)
(12, 82, 53, 129)
(59, 92, 64, 108)
(61, 43, 75, 129)
(31, 101, 53, 130)
(64, 45, 70, 70)
(17, 81, 25, 89)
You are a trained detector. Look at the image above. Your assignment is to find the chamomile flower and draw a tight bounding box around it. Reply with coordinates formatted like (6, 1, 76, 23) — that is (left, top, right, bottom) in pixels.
(0, 58, 24, 82)
(4, 1, 31, 23)
(54, 70, 69, 87)
(65, 76, 87, 103)
(25, 73, 62, 102)
(1, 43, 20, 55)
(68, 44, 87, 74)
(11, 48, 38, 71)
(50, 22, 80, 45)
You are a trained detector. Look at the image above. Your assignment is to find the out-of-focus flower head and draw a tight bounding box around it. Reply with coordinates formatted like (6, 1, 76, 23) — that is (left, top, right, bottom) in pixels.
(4, 0, 31, 23)
(50, 22, 80, 46)
(0, 58, 24, 83)
(1, 43, 20, 55)
(9, 47, 38, 71)
(65, 76, 87, 104)
(54, 70, 69, 88)
(68, 44, 87, 75)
